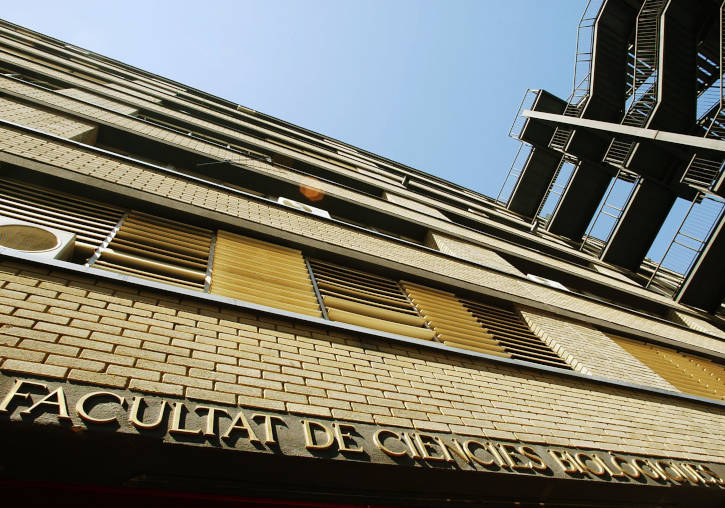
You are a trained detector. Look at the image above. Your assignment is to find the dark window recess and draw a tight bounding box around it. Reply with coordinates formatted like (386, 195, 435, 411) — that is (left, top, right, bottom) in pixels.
(500, 253, 670, 319)
(441, 208, 592, 268)
(131, 111, 384, 198)
(0, 64, 64, 90)
(85, 126, 426, 244)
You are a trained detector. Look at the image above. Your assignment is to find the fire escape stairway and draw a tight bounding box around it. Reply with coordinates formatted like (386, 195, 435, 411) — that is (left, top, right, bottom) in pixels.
(603, 0, 664, 168)
(682, 1, 725, 193)
(546, 0, 635, 241)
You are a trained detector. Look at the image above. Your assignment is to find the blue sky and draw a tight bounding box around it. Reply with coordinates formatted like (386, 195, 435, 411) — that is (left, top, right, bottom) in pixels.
(4, 1, 585, 198)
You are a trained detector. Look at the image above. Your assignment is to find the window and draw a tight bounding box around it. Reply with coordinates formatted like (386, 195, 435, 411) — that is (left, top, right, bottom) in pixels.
(607, 333, 725, 401)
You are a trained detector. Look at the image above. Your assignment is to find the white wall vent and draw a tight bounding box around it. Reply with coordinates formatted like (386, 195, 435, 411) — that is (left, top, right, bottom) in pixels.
(526, 273, 569, 292)
(0, 216, 75, 260)
(277, 197, 331, 219)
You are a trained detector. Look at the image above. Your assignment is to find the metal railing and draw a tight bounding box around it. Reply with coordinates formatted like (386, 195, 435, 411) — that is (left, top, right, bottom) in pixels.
(508, 88, 540, 140)
(604, 0, 666, 167)
(580, 168, 640, 256)
(496, 142, 533, 205)
(645, 194, 725, 295)
(534, 155, 577, 227)
(682, 1, 725, 190)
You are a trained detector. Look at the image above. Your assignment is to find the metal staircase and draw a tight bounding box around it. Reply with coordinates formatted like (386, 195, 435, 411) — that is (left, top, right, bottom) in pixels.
(604, 0, 666, 167)
(533, 155, 577, 227)
(549, 0, 602, 152)
(682, 1, 725, 191)
(579, 167, 640, 257)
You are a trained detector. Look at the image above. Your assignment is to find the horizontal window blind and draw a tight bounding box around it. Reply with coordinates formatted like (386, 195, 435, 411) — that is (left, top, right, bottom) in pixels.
(459, 297, 571, 368)
(402, 281, 569, 368)
(210, 231, 321, 318)
(0, 177, 124, 260)
(94, 210, 213, 290)
(609, 334, 725, 401)
(403, 282, 510, 358)
(309, 259, 434, 340)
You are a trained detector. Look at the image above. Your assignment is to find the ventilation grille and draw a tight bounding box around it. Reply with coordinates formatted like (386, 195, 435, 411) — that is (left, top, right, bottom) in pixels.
(94, 210, 213, 290)
(210, 231, 321, 317)
(309, 259, 434, 340)
(0, 178, 124, 260)
(609, 334, 725, 401)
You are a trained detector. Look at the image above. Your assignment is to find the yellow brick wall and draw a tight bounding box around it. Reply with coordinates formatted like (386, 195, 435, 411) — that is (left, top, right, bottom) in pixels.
(426, 231, 524, 276)
(383, 191, 450, 220)
(56, 88, 139, 116)
(519, 307, 677, 391)
(671, 311, 725, 340)
(0, 96, 97, 143)
(0, 124, 723, 359)
(0, 260, 723, 464)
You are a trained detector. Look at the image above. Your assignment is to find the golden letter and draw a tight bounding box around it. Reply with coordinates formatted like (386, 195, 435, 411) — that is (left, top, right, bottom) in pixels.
(610, 454, 641, 479)
(548, 450, 581, 475)
(373, 429, 407, 457)
(333, 423, 364, 453)
(439, 438, 470, 465)
(488, 443, 508, 467)
(401, 432, 422, 459)
(631, 458, 663, 480)
(20, 387, 71, 421)
(696, 464, 725, 485)
(592, 454, 623, 478)
(654, 461, 686, 483)
(252, 413, 285, 445)
(76, 391, 126, 424)
(0, 379, 47, 413)
(222, 410, 260, 443)
(170, 402, 203, 436)
(128, 397, 167, 430)
(575, 453, 607, 477)
(195, 406, 229, 437)
(301, 420, 334, 450)
(677, 463, 706, 484)
(463, 440, 496, 467)
(519, 446, 549, 472)
(500, 444, 532, 471)
(413, 433, 447, 462)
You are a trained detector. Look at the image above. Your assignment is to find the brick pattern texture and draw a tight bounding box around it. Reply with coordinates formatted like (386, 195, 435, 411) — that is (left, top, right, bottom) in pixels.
(0, 260, 723, 463)
(520, 307, 678, 391)
(427, 231, 524, 276)
(0, 122, 721, 359)
(0, 95, 97, 143)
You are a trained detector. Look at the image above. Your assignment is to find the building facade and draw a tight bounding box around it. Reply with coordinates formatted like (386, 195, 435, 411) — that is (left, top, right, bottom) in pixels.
(0, 3, 724, 506)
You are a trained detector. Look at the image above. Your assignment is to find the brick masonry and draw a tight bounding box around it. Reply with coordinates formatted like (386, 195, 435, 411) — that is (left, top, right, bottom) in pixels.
(0, 260, 723, 464)
(0, 122, 722, 359)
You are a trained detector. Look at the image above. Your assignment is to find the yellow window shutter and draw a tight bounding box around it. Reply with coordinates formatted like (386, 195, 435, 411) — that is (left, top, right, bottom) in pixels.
(210, 231, 321, 317)
(403, 282, 510, 358)
(609, 334, 725, 401)
(310, 260, 434, 340)
(94, 210, 213, 290)
(0, 177, 124, 260)
(403, 281, 570, 368)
